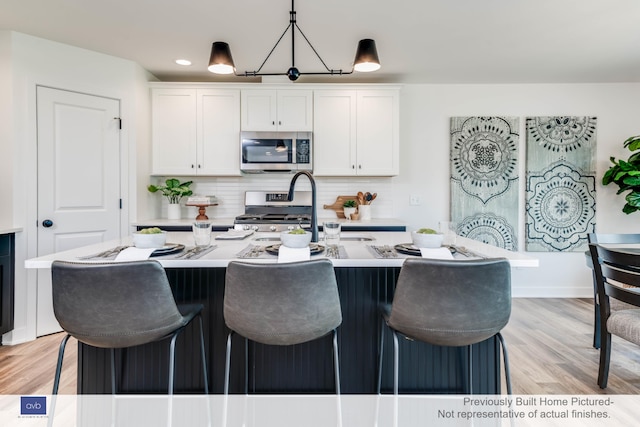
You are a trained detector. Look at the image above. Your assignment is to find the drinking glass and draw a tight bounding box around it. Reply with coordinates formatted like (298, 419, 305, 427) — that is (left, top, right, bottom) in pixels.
(439, 221, 458, 246)
(192, 221, 212, 247)
(323, 222, 341, 250)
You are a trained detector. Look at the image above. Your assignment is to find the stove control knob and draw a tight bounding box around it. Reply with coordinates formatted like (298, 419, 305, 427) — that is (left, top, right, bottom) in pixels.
(287, 225, 295, 231)
(251, 225, 259, 232)
(269, 225, 277, 232)
(243, 225, 250, 231)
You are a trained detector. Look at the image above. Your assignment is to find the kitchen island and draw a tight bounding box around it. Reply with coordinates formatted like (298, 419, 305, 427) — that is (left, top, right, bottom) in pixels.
(25, 231, 537, 394)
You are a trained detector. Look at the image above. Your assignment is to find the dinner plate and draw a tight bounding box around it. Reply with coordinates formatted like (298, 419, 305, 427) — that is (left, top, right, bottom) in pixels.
(265, 243, 325, 256)
(394, 243, 421, 256)
(394, 243, 455, 257)
(150, 243, 185, 256)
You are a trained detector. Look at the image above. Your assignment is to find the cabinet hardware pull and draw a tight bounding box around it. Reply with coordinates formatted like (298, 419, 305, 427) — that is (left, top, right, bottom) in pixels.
(191, 164, 195, 168)
(272, 121, 275, 125)
(359, 165, 362, 169)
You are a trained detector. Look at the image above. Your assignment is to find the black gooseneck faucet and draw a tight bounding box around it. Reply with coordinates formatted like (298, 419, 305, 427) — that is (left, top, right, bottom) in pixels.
(287, 171, 318, 242)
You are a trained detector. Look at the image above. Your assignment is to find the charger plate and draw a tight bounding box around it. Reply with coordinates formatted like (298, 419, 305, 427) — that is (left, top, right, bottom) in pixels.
(394, 243, 455, 257)
(265, 243, 325, 256)
(150, 243, 185, 257)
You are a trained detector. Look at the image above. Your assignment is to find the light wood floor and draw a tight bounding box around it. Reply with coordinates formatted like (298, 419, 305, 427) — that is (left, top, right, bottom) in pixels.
(1, 298, 639, 395)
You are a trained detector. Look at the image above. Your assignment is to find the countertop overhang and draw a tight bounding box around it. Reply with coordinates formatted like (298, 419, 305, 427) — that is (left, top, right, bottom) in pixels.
(25, 231, 539, 269)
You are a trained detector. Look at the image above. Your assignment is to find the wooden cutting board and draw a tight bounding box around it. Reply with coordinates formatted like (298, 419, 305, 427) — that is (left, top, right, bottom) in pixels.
(323, 195, 358, 218)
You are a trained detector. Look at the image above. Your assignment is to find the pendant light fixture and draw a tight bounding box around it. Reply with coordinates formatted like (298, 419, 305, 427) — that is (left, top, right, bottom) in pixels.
(208, 0, 380, 81)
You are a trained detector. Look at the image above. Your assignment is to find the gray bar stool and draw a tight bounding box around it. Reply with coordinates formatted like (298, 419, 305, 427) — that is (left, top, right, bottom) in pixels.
(223, 259, 342, 394)
(50, 260, 209, 395)
(377, 257, 512, 395)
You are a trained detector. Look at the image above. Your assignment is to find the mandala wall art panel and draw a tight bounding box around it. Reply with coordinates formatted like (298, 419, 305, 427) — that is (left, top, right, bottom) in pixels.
(525, 116, 597, 252)
(450, 116, 519, 251)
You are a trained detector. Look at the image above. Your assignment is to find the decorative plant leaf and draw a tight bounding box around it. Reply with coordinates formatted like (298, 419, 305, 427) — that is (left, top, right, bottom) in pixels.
(627, 191, 640, 207)
(147, 178, 193, 204)
(604, 135, 640, 214)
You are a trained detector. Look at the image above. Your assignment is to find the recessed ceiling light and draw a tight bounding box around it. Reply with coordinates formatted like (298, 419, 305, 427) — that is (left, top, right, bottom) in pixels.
(175, 59, 191, 66)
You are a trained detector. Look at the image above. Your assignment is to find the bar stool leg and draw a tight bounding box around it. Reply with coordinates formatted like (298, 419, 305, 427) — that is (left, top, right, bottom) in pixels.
(224, 332, 234, 395)
(497, 333, 512, 395)
(467, 345, 473, 395)
(110, 348, 117, 395)
(392, 330, 400, 395)
(52, 334, 72, 395)
(377, 319, 385, 394)
(332, 329, 341, 394)
(197, 315, 209, 394)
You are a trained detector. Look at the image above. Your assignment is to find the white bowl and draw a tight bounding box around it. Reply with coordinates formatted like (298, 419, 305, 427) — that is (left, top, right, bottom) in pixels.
(132, 231, 167, 248)
(280, 230, 312, 248)
(411, 231, 444, 248)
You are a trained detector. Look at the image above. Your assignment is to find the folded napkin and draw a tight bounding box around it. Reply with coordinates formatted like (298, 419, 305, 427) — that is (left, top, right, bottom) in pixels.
(278, 245, 311, 263)
(115, 247, 156, 261)
(419, 247, 454, 260)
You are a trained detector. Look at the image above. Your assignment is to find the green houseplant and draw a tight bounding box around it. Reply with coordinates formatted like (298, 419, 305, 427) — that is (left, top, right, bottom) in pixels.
(603, 135, 640, 214)
(147, 178, 194, 204)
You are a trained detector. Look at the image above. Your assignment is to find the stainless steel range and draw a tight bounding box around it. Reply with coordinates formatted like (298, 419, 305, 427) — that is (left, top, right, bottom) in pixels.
(234, 191, 313, 232)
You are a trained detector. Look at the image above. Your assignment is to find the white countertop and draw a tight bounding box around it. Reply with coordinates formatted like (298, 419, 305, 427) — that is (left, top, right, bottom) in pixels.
(25, 231, 539, 269)
(0, 227, 22, 235)
(132, 218, 406, 229)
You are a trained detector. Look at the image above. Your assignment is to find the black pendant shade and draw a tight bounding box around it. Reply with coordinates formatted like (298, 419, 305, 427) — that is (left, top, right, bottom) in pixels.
(208, 42, 236, 74)
(207, 0, 380, 80)
(353, 39, 381, 72)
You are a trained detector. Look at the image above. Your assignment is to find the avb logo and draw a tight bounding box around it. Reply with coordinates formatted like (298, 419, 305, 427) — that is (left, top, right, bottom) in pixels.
(20, 396, 46, 415)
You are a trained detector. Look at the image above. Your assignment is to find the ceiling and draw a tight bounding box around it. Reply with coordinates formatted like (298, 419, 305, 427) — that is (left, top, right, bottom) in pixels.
(2, 0, 640, 84)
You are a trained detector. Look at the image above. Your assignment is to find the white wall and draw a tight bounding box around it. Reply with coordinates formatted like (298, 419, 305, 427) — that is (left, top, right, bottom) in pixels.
(4, 32, 150, 344)
(0, 32, 13, 228)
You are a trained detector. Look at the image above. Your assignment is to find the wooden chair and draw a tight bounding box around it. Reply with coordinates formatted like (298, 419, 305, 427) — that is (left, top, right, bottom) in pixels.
(587, 233, 640, 349)
(591, 244, 640, 388)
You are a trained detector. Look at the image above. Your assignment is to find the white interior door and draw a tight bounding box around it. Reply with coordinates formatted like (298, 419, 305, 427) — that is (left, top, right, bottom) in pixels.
(36, 86, 121, 336)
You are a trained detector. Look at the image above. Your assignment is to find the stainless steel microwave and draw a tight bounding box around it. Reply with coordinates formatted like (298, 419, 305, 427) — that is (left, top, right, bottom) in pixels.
(240, 131, 312, 173)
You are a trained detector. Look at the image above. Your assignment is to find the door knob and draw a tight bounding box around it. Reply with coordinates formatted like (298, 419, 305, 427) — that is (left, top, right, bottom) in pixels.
(42, 219, 54, 228)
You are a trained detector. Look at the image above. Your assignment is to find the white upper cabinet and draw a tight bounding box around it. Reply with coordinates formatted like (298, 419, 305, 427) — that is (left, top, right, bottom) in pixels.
(241, 89, 312, 131)
(151, 87, 240, 176)
(151, 89, 197, 176)
(313, 90, 358, 176)
(313, 89, 399, 176)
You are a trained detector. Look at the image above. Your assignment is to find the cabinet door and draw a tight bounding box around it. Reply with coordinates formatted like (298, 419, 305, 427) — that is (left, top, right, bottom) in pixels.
(276, 90, 313, 131)
(241, 89, 277, 130)
(356, 90, 399, 176)
(313, 90, 357, 176)
(151, 89, 198, 175)
(198, 89, 241, 176)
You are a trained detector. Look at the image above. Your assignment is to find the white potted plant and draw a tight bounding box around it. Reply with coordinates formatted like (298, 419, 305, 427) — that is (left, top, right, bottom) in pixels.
(343, 200, 357, 220)
(147, 178, 193, 220)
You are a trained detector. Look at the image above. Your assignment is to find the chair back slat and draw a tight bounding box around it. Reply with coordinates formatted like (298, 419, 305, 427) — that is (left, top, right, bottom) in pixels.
(595, 245, 640, 308)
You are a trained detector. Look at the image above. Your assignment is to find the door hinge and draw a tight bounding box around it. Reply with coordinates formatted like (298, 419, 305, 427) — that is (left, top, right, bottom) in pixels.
(114, 117, 122, 129)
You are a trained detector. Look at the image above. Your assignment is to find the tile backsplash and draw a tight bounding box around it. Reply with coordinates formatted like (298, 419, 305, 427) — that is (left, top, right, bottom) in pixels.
(151, 175, 397, 220)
